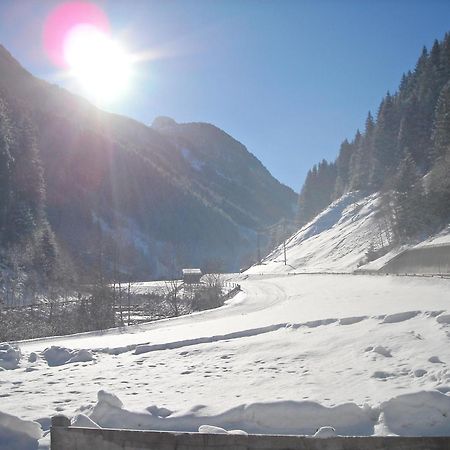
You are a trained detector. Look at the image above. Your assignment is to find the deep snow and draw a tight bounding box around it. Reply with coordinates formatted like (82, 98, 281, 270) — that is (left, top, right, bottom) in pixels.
(0, 273, 450, 449)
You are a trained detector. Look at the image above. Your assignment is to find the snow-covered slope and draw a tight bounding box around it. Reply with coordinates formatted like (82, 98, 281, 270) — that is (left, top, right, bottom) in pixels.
(1, 273, 450, 448)
(248, 191, 450, 275)
(248, 192, 385, 274)
(415, 225, 450, 248)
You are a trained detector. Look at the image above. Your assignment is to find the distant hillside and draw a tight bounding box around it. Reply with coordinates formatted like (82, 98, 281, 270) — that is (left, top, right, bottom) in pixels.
(247, 192, 380, 274)
(0, 44, 297, 281)
(297, 32, 450, 245)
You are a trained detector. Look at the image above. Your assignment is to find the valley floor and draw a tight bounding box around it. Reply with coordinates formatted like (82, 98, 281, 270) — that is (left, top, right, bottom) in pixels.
(1, 273, 450, 448)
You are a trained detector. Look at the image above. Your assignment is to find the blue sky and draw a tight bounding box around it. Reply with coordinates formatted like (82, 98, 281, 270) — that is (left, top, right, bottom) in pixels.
(1, 0, 450, 190)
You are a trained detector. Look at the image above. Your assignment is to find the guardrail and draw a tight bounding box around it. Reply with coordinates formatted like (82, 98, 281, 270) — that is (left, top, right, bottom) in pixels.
(50, 416, 450, 450)
(247, 270, 450, 279)
(222, 284, 241, 301)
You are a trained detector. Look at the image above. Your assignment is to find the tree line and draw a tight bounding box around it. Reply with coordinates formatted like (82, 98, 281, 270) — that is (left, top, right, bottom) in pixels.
(298, 33, 450, 245)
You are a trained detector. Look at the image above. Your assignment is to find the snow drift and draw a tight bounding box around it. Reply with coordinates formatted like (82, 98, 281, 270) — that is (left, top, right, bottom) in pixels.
(83, 389, 450, 437)
(0, 344, 20, 370)
(0, 411, 42, 450)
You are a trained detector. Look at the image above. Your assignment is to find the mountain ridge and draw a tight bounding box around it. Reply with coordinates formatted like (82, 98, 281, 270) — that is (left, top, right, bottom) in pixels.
(0, 43, 297, 280)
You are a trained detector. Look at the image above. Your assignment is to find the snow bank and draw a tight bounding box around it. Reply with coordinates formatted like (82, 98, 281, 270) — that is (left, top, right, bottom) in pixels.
(382, 311, 420, 324)
(147, 405, 173, 418)
(198, 425, 228, 434)
(97, 390, 123, 409)
(381, 391, 450, 436)
(71, 414, 100, 429)
(88, 390, 375, 436)
(198, 424, 248, 435)
(0, 410, 42, 450)
(42, 346, 94, 366)
(436, 314, 450, 325)
(313, 426, 337, 438)
(0, 344, 20, 370)
(85, 389, 450, 437)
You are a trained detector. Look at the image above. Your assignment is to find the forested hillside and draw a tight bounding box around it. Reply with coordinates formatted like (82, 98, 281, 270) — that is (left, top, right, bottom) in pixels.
(0, 43, 297, 294)
(298, 33, 450, 244)
(0, 95, 72, 304)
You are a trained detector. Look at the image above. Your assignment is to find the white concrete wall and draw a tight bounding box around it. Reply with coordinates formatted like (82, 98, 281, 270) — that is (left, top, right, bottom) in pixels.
(380, 244, 450, 275)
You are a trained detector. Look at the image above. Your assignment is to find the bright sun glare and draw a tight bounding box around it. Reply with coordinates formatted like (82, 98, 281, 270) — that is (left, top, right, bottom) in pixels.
(64, 24, 131, 104)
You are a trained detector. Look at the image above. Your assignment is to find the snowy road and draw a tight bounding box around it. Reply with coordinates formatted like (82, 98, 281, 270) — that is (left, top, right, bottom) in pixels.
(1, 273, 450, 445)
(16, 273, 450, 354)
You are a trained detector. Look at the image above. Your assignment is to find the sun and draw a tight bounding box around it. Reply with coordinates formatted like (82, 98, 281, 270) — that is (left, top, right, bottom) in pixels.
(63, 24, 132, 104)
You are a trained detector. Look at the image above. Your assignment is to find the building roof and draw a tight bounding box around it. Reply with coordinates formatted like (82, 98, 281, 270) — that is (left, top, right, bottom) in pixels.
(182, 268, 202, 275)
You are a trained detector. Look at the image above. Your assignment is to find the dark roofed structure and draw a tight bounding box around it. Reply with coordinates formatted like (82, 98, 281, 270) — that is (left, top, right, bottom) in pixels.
(182, 268, 202, 284)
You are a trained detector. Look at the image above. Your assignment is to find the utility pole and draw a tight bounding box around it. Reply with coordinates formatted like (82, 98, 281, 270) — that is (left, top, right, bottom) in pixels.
(257, 231, 261, 264)
(282, 219, 287, 265)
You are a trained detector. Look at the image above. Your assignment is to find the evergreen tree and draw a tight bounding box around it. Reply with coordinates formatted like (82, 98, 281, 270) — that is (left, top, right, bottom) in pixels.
(370, 93, 401, 188)
(6, 115, 45, 242)
(397, 93, 430, 171)
(440, 33, 450, 83)
(427, 147, 450, 225)
(431, 80, 450, 160)
(0, 98, 13, 243)
(297, 161, 337, 225)
(389, 152, 426, 242)
(334, 138, 355, 197)
(349, 112, 374, 191)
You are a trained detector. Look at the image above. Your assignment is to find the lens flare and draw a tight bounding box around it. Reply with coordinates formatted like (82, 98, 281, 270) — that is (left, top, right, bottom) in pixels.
(64, 24, 131, 103)
(43, 2, 131, 104)
(43, 1, 110, 67)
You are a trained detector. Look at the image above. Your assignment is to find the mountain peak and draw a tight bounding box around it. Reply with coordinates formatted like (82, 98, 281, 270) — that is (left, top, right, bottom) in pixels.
(151, 116, 177, 129)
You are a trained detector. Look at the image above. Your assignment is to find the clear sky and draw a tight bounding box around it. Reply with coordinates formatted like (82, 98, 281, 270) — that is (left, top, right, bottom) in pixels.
(1, 0, 450, 191)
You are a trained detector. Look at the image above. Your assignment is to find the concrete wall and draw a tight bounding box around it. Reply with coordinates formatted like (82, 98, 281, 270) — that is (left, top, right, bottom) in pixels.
(379, 244, 450, 275)
(50, 418, 450, 450)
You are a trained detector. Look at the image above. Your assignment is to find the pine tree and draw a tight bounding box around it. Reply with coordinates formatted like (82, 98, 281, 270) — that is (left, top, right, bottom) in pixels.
(0, 98, 13, 243)
(6, 115, 45, 242)
(297, 161, 337, 225)
(349, 113, 374, 191)
(397, 93, 431, 170)
(440, 33, 450, 84)
(370, 93, 401, 189)
(432, 80, 450, 160)
(334, 138, 356, 197)
(390, 152, 426, 242)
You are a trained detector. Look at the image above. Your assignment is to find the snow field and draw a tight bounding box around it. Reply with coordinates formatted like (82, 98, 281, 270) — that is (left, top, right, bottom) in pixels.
(0, 273, 450, 449)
